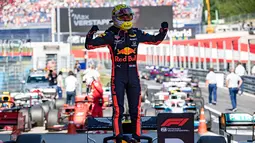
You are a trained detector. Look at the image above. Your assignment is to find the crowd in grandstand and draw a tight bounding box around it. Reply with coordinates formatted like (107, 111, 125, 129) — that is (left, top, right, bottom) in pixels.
(0, 0, 202, 27)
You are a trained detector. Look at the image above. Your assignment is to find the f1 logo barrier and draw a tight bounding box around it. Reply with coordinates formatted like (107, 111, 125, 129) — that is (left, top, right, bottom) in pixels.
(157, 113, 194, 143)
(161, 118, 189, 127)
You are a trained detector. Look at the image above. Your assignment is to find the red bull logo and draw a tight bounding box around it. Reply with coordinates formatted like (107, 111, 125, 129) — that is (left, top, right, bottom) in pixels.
(117, 47, 136, 55)
(115, 55, 137, 62)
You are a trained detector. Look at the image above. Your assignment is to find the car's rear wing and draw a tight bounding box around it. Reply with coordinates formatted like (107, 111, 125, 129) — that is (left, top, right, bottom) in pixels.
(0, 111, 25, 130)
(219, 112, 255, 143)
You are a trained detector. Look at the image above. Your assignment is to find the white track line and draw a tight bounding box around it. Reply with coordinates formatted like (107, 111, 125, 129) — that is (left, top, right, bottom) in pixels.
(204, 105, 222, 116)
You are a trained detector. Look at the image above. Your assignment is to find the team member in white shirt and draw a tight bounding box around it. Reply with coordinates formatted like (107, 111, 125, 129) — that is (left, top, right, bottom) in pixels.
(226, 68, 243, 112)
(206, 68, 217, 105)
(83, 62, 100, 94)
(235, 62, 246, 95)
(57, 71, 64, 99)
(65, 71, 78, 105)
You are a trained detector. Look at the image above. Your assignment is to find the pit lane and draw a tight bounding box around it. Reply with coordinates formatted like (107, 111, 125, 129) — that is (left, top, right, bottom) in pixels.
(0, 79, 254, 142)
(143, 79, 255, 142)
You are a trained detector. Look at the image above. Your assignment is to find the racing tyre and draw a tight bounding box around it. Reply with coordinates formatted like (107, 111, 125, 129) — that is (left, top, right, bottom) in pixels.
(30, 105, 45, 127)
(47, 101, 55, 110)
(19, 108, 32, 132)
(103, 107, 113, 117)
(204, 109, 212, 131)
(41, 103, 50, 116)
(145, 108, 157, 116)
(45, 109, 59, 130)
(55, 98, 66, 109)
(16, 134, 46, 143)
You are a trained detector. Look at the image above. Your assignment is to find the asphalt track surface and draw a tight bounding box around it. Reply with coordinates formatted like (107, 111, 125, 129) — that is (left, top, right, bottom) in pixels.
(0, 79, 255, 142)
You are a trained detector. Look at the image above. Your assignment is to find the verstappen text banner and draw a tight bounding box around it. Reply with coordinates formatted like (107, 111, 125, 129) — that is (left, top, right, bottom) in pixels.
(56, 6, 173, 33)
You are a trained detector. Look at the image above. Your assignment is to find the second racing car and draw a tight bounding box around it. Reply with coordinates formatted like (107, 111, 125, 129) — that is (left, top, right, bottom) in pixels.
(153, 92, 212, 131)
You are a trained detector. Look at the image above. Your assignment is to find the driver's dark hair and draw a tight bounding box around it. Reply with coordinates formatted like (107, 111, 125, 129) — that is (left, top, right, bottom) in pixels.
(209, 68, 214, 72)
(58, 71, 63, 75)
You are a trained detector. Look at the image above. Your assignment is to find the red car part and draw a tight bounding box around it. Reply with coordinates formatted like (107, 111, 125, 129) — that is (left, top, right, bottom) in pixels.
(0, 111, 25, 141)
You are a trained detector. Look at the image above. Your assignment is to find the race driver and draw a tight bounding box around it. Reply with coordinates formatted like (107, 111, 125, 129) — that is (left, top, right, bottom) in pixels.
(85, 4, 168, 142)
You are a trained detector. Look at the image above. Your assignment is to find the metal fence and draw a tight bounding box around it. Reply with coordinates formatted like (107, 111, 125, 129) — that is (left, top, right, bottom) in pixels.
(0, 59, 33, 92)
(142, 40, 255, 75)
(223, 12, 255, 24)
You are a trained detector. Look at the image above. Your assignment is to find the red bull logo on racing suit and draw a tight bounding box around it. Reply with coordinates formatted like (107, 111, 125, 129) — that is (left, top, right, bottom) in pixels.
(115, 47, 137, 62)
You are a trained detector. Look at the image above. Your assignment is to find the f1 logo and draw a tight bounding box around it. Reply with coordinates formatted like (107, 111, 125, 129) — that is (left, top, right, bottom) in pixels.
(161, 118, 189, 127)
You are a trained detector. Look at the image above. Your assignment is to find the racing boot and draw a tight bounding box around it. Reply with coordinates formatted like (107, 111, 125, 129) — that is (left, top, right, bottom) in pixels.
(130, 138, 139, 143)
(115, 135, 123, 143)
(132, 134, 140, 143)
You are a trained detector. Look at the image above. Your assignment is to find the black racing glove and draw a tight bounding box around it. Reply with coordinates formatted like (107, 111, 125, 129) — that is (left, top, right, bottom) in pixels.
(90, 25, 99, 33)
(160, 21, 168, 33)
(85, 25, 99, 49)
(87, 25, 99, 37)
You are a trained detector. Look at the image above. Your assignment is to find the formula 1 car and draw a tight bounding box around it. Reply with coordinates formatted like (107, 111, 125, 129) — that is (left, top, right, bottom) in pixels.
(45, 79, 105, 132)
(45, 94, 93, 132)
(23, 70, 58, 109)
(85, 106, 158, 143)
(10, 90, 57, 119)
(219, 112, 255, 142)
(141, 66, 169, 80)
(0, 98, 46, 143)
(162, 77, 201, 98)
(153, 93, 212, 131)
(140, 65, 157, 79)
(153, 91, 203, 109)
(0, 95, 44, 131)
(155, 70, 175, 83)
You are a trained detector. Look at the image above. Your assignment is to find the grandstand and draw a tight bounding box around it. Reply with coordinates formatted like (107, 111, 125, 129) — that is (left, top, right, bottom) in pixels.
(0, 0, 203, 42)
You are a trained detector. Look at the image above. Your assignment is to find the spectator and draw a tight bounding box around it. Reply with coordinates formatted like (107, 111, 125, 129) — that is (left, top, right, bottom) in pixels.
(65, 71, 77, 105)
(250, 22, 253, 30)
(235, 62, 246, 95)
(83, 62, 100, 95)
(47, 70, 57, 86)
(205, 68, 217, 105)
(57, 71, 64, 99)
(226, 68, 243, 112)
(74, 60, 81, 74)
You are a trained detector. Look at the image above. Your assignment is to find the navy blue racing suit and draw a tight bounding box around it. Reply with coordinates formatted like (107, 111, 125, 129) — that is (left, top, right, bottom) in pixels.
(85, 26, 167, 141)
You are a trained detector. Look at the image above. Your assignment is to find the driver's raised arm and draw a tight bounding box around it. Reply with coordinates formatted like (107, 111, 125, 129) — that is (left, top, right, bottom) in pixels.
(85, 26, 114, 50)
(138, 22, 168, 45)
